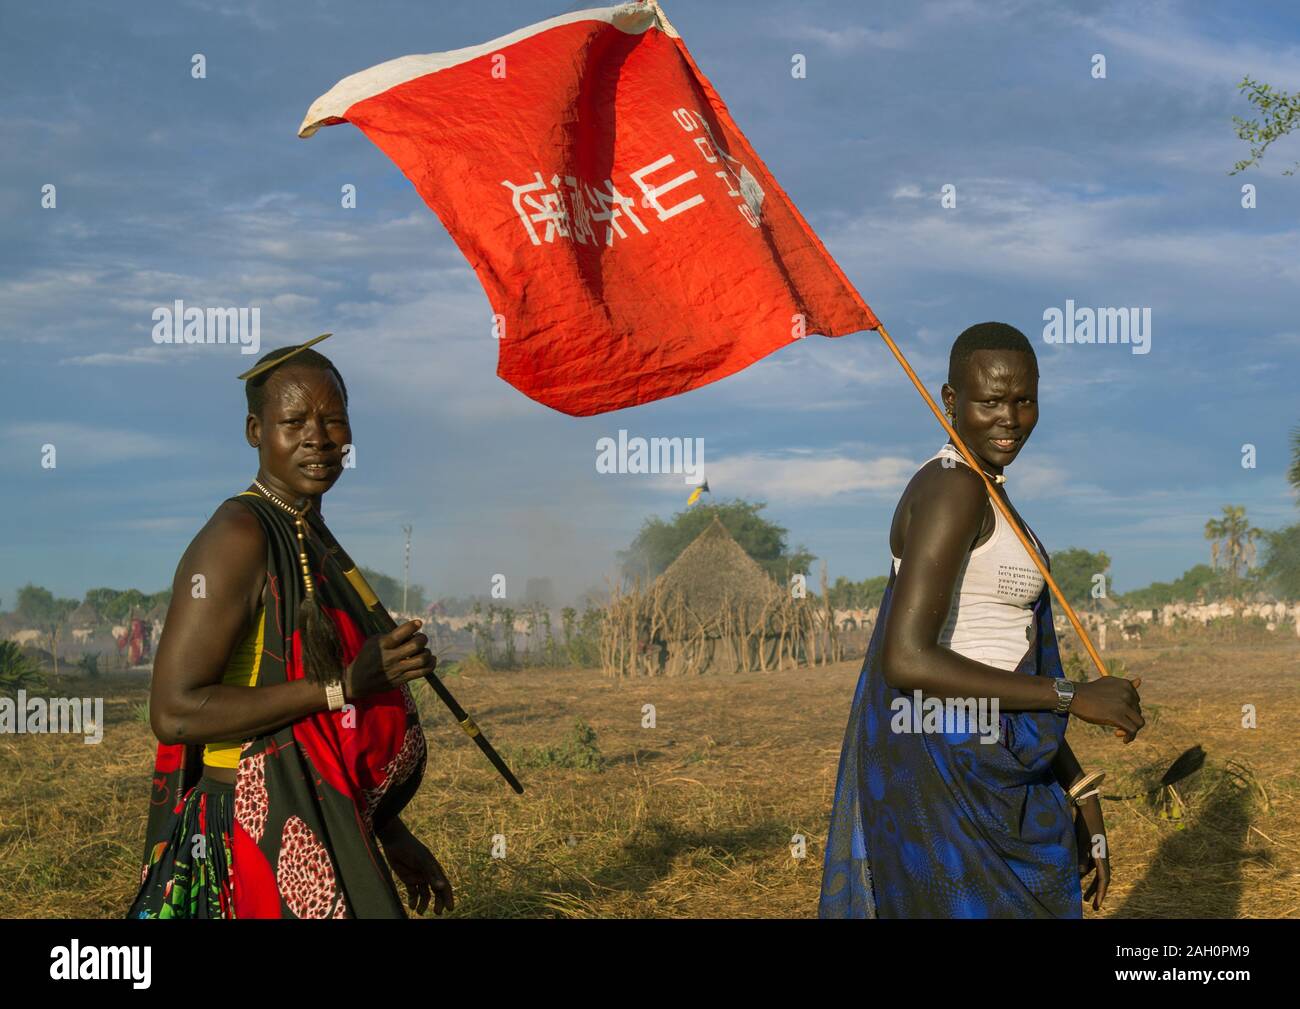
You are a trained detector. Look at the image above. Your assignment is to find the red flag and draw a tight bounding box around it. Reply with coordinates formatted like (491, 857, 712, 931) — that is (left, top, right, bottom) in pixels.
(300, 1, 879, 416)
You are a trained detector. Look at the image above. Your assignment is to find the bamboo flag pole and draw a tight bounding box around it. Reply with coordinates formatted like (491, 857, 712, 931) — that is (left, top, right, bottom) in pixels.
(865, 321, 1111, 679)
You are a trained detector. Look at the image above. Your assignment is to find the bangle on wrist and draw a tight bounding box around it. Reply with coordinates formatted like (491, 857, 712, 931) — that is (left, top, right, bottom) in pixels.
(1068, 770, 1106, 806)
(324, 680, 345, 711)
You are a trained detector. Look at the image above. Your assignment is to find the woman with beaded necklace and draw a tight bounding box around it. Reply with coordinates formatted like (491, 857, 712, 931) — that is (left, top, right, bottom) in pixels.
(128, 339, 453, 919)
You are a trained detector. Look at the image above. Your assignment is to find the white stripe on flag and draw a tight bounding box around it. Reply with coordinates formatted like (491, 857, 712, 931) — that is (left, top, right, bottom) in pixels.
(298, 1, 679, 138)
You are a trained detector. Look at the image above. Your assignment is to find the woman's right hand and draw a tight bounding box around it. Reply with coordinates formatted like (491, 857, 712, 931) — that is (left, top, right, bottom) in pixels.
(1069, 675, 1144, 742)
(343, 619, 437, 699)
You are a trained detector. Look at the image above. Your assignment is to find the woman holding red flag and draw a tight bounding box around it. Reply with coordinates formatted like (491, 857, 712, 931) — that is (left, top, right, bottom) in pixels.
(128, 340, 453, 918)
(820, 322, 1145, 918)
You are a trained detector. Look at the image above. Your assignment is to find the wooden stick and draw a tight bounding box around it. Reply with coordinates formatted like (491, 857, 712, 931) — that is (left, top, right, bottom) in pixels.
(871, 322, 1110, 678)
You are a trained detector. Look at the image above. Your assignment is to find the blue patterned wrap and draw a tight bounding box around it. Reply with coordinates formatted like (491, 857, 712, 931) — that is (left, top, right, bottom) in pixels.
(819, 565, 1081, 918)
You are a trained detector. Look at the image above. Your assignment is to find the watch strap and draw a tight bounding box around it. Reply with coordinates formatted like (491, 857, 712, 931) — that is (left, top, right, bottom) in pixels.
(1052, 677, 1076, 715)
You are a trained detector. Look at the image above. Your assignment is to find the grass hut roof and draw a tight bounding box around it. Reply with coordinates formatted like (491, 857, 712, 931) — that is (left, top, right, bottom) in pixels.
(652, 516, 783, 629)
(69, 602, 100, 627)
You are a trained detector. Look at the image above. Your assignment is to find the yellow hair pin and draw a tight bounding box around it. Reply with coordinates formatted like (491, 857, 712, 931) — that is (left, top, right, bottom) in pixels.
(236, 332, 333, 381)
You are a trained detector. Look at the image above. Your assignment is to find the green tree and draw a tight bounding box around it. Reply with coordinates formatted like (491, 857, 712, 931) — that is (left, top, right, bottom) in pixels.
(1231, 76, 1300, 175)
(83, 587, 122, 615)
(105, 589, 149, 622)
(1048, 548, 1112, 609)
(1289, 423, 1300, 499)
(619, 499, 813, 583)
(358, 567, 428, 614)
(1205, 505, 1263, 598)
(17, 584, 58, 623)
(15, 584, 78, 675)
(826, 575, 889, 610)
(1260, 524, 1300, 599)
(0, 640, 45, 695)
(1119, 564, 1229, 608)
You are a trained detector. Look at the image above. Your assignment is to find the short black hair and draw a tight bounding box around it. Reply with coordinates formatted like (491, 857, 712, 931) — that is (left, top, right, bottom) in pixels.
(245, 347, 349, 417)
(948, 321, 1037, 389)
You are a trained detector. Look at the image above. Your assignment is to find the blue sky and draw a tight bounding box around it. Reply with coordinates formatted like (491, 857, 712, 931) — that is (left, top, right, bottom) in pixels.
(3, 0, 1299, 608)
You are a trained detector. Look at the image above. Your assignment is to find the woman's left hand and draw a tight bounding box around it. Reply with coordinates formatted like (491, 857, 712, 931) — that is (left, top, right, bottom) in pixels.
(378, 819, 454, 916)
(1074, 798, 1110, 911)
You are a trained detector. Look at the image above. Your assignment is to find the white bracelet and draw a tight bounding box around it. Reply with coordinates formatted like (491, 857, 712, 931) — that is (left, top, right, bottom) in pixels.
(1071, 788, 1100, 806)
(324, 680, 345, 711)
(1068, 769, 1106, 801)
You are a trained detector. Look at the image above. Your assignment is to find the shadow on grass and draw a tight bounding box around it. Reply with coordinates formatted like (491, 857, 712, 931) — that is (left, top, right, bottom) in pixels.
(447, 815, 789, 918)
(1111, 772, 1261, 919)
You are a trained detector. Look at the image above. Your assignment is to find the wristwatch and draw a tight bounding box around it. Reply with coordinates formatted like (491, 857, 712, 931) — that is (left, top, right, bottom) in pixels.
(1051, 678, 1076, 716)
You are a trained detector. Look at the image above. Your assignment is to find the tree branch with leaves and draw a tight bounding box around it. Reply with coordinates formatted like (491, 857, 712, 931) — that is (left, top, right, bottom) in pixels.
(1231, 75, 1300, 176)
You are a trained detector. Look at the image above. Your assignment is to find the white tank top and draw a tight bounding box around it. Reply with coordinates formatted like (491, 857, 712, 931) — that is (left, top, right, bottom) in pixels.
(891, 443, 1049, 672)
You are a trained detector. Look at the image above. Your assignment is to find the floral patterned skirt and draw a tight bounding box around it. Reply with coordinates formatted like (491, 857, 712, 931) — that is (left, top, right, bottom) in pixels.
(129, 775, 236, 919)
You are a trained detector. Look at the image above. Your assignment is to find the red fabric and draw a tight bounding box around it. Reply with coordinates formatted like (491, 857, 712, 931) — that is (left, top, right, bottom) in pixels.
(317, 10, 878, 415)
(152, 742, 184, 775)
(232, 819, 281, 918)
(288, 607, 409, 803)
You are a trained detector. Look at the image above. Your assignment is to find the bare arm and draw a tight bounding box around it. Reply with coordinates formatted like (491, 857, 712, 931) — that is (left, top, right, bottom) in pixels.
(882, 465, 1145, 739)
(881, 463, 1059, 711)
(149, 501, 327, 746)
(1051, 737, 1086, 790)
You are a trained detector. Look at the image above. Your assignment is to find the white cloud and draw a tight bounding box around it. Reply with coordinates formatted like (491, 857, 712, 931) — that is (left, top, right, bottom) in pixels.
(785, 23, 908, 53)
(698, 449, 917, 502)
(61, 346, 172, 366)
(830, 176, 1300, 319)
(1, 422, 180, 465)
(1067, 10, 1300, 89)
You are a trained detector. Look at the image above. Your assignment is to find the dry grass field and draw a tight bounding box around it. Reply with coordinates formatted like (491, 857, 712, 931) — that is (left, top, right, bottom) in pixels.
(1, 630, 1297, 918)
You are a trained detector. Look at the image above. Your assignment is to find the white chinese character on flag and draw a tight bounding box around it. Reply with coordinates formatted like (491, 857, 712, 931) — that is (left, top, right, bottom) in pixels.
(502, 172, 571, 245)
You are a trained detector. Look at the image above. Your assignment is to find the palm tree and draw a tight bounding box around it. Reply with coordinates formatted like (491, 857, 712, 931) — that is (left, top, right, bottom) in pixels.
(1289, 424, 1300, 502)
(1204, 505, 1263, 599)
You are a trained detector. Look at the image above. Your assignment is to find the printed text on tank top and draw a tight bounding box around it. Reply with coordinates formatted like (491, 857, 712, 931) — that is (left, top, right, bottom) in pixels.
(891, 443, 1048, 672)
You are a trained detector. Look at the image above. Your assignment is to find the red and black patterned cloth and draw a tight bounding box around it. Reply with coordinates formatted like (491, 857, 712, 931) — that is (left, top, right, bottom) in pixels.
(129, 492, 427, 919)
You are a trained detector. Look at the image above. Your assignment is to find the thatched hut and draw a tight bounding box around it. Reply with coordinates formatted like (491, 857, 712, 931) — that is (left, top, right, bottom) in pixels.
(69, 601, 100, 629)
(602, 517, 815, 676)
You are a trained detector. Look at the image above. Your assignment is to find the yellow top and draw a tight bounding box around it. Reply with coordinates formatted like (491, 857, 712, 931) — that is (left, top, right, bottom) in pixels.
(203, 604, 267, 769)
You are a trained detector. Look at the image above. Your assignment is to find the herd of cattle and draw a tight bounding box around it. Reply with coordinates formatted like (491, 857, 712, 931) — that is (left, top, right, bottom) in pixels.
(827, 598, 1300, 646)
(415, 600, 1300, 637)
(5, 599, 1297, 662)
(6, 621, 164, 651)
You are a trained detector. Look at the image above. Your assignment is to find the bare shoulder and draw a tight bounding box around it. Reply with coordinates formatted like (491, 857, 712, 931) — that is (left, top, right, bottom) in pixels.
(177, 498, 266, 590)
(920, 457, 989, 526)
(203, 498, 264, 549)
(918, 454, 987, 502)
(893, 456, 989, 555)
